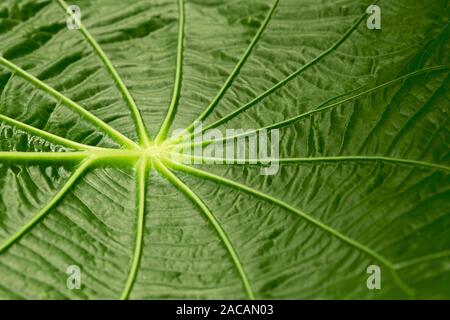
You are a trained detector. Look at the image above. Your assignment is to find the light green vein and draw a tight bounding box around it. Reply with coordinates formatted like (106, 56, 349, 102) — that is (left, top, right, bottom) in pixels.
(57, 0, 151, 147)
(0, 113, 97, 151)
(191, 6, 372, 133)
(313, 84, 369, 111)
(155, 0, 185, 143)
(0, 56, 139, 149)
(182, 0, 280, 134)
(165, 159, 414, 296)
(180, 65, 448, 148)
(170, 154, 450, 173)
(0, 151, 89, 162)
(121, 158, 147, 300)
(154, 159, 255, 299)
(395, 250, 450, 270)
(0, 158, 93, 255)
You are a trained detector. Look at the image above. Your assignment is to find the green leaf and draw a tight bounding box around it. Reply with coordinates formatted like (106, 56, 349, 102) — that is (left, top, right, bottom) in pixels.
(0, 0, 449, 299)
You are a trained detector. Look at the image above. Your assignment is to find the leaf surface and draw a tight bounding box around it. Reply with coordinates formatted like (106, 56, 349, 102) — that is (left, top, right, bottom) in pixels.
(0, 0, 449, 299)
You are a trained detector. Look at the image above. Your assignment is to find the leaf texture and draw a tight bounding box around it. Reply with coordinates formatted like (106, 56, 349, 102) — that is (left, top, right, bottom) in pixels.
(0, 0, 449, 299)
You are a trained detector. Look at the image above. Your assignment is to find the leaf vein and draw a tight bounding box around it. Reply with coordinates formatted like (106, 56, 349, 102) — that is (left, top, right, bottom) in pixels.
(0, 159, 93, 256)
(56, 0, 151, 147)
(155, 159, 255, 299)
(121, 159, 147, 300)
(0, 56, 139, 149)
(155, 0, 185, 143)
(167, 159, 414, 296)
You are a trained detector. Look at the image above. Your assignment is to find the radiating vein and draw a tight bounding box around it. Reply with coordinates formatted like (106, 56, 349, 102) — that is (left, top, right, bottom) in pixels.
(395, 250, 450, 270)
(121, 158, 147, 300)
(191, 6, 373, 133)
(182, 0, 280, 134)
(0, 151, 89, 162)
(165, 159, 413, 296)
(0, 159, 93, 255)
(170, 154, 450, 173)
(180, 66, 448, 147)
(155, 159, 255, 299)
(56, 0, 151, 147)
(0, 56, 139, 149)
(155, 0, 185, 143)
(0, 113, 97, 150)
